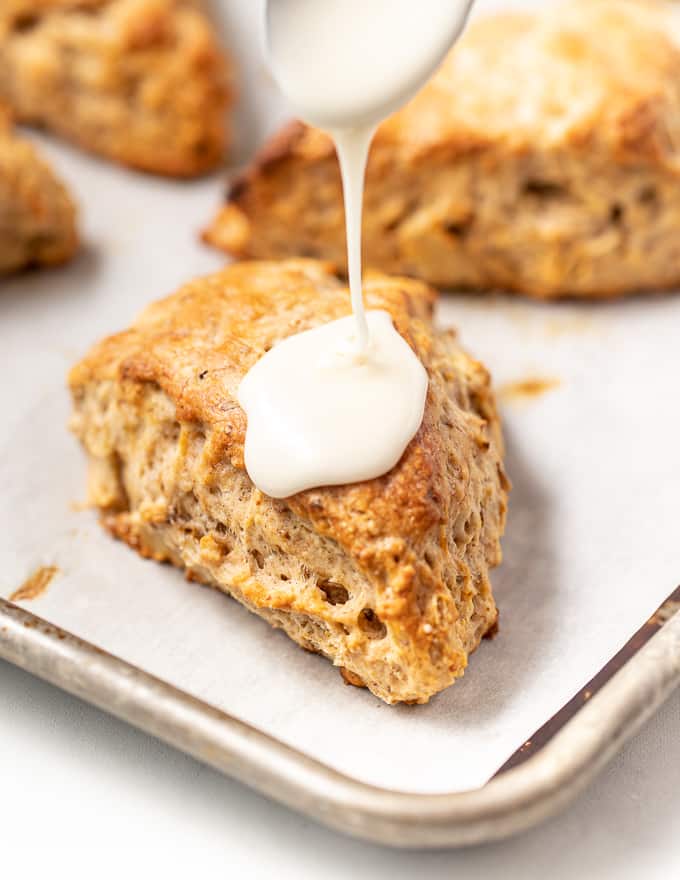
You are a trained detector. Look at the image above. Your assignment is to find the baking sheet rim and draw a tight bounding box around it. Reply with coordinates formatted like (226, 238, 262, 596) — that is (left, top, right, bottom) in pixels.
(1, 596, 679, 849)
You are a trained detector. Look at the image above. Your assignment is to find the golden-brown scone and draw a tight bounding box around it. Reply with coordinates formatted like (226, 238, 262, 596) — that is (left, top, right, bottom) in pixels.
(68, 259, 509, 705)
(0, 106, 78, 274)
(0, 0, 231, 177)
(205, 0, 680, 299)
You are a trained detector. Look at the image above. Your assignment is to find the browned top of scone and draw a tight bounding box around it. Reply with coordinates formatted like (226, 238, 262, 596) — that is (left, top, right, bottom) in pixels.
(237, 0, 680, 178)
(68, 259, 492, 561)
(393, 0, 680, 162)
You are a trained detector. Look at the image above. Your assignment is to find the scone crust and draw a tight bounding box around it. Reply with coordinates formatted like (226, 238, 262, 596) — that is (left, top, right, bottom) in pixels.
(0, 106, 78, 273)
(205, 0, 680, 298)
(69, 260, 508, 704)
(0, 0, 231, 176)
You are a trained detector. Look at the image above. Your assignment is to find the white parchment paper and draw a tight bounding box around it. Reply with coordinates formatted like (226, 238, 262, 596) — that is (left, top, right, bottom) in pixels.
(1, 0, 679, 795)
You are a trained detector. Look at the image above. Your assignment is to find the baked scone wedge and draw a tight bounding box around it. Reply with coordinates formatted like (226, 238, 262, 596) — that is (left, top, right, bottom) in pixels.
(0, 107, 77, 274)
(68, 259, 508, 705)
(205, 0, 680, 299)
(0, 0, 231, 177)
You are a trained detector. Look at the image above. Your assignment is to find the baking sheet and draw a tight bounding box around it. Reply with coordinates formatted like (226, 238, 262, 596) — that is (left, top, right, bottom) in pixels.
(1, 0, 679, 796)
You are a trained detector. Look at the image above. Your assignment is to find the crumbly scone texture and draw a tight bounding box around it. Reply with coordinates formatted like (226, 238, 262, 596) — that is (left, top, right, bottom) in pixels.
(0, 0, 231, 177)
(205, 0, 680, 299)
(0, 106, 78, 274)
(69, 259, 509, 705)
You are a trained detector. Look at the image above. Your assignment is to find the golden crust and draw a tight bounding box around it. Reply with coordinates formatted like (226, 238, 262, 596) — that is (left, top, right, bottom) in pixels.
(69, 259, 508, 704)
(0, 107, 78, 274)
(0, 0, 232, 177)
(205, 0, 680, 299)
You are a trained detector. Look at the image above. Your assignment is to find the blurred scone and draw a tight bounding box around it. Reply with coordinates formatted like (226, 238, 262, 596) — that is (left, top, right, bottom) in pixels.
(206, 0, 680, 299)
(69, 259, 508, 705)
(0, 0, 231, 177)
(0, 107, 77, 274)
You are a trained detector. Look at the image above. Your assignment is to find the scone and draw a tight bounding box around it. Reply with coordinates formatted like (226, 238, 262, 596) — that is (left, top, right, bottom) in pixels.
(205, 0, 680, 299)
(68, 259, 509, 705)
(0, 107, 77, 274)
(0, 0, 231, 177)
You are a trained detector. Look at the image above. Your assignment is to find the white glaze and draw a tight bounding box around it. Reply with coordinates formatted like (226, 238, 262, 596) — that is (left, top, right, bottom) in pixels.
(239, 0, 473, 497)
(238, 311, 429, 498)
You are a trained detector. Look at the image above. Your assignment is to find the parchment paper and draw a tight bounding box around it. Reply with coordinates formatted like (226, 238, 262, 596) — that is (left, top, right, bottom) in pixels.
(1, 0, 679, 795)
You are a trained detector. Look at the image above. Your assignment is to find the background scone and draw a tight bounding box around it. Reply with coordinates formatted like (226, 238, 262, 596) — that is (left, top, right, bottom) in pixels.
(0, 107, 77, 274)
(0, 0, 231, 177)
(205, 0, 680, 299)
(69, 260, 508, 705)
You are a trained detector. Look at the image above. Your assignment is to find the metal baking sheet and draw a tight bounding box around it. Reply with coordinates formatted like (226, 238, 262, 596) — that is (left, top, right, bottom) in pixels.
(1, 594, 678, 848)
(1, 0, 680, 847)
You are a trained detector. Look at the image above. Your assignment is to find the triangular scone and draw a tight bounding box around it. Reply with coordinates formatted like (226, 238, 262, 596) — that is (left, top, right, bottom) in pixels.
(0, 108, 77, 274)
(69, 260, 508, 705)
(205, 0, 680, 299)
(0, 0, 231, 177)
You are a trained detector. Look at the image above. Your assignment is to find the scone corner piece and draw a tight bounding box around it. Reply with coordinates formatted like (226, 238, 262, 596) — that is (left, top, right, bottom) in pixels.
(0, 112, 78, 275)
(68, 259, 509, 705)
(0, 0, 233, 177)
